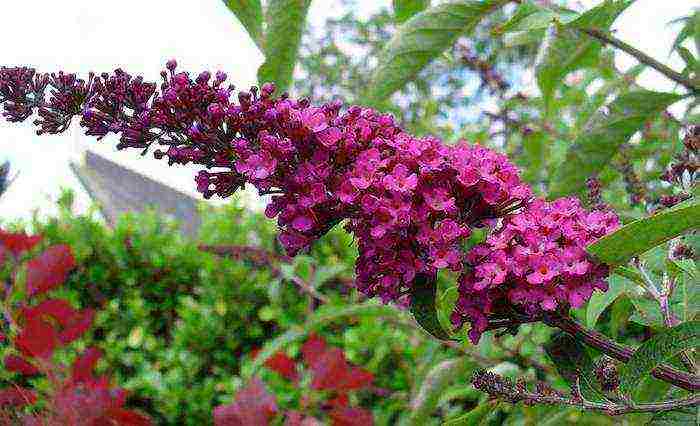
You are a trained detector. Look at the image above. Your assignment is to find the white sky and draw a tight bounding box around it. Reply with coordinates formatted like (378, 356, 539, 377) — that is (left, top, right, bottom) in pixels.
(0, 0, 696, 223)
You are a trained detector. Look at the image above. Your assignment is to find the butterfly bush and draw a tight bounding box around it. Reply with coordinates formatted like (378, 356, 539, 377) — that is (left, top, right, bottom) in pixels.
(0, 62, 617, 339)
(453, 198, 619, 343)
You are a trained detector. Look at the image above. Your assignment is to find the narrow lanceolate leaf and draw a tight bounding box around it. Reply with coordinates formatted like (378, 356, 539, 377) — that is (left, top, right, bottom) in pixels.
(366, 0, 508, 104)
(411, 274, 453, 341)
(619, 321, 700, 400)
(587, 198, 700, 266)
(222, 0, 264, 49)
(409, 358, 476, 426)
(549, 90, 683, 197)
(535, 0, 633, 113)
(443, 401, 498, 426)
(393, 0, 431, 23)
(586, 274, 629, 328)
(257, 0, 312, 94)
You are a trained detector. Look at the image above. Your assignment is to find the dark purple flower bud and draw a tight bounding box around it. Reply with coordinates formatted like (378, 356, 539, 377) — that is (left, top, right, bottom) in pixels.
(166, 59, 177, 72)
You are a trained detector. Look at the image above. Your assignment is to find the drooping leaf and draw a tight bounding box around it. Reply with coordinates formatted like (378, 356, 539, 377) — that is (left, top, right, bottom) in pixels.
(393, 0, 430, 23)
(409, 357, 477, 425)
(410, 273, 453, 341)
(587, 198, 700, 266)
(618, 321, 700, 400)
(550, 90, 683, 197)
(366, 0, 508, 104)
(213, 377, 278, 426)
(586, 274, 628, 328)
(535, 0, 633, 113)
(257, 0, 312, 94)
(25, 244, 76, 297)
(443, 401, 499, 426)
(544, 332, 606, 402)
(222, 0, 264, 49)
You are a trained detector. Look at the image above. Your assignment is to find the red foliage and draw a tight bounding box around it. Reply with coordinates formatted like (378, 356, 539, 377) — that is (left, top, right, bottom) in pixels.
(214, 377, 278, 426)
(0, 387, 37, 408)
(328, 407, 375, 426)
(25, 244, 76, 296)
(0, 229, 42, 256)
(0, 229, 151, 425)
(4, 354, 39, 376)
(219, 334, 374, 425)
(265, 352, 299, 382)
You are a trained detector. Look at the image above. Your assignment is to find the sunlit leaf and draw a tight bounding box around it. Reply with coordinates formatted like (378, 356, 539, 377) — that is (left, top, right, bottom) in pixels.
(587, 198, 700, 266)
(393, 0, 430, 23)
(550, 90, 683, 198)
(257, 0, 312, 94)
(536, 0, 633, 113)
(366, 0, 508, 104)
(221, 0, 264, 49)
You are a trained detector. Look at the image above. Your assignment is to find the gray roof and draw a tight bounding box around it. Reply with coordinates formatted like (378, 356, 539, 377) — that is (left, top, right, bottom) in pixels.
(70, 151, 201, 237)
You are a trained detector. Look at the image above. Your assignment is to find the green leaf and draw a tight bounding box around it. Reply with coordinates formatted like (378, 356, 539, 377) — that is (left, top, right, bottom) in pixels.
(244, 302, 401, 378)
(257, 0, 312, 94)
(544, 332, 607, 402)
(411, 274, 453, 340)
(366, 0, 507, 104)
(518, 130, 548, 184)
(618, 321, 700, 400)
(409, 357, 477, 425)
(535, 0, 633, 113)
(443, 401, 499, 426)
(503, 28, 546, 47)
(586, 275, 629, 328)
(648, 406, 700, 425)
(393, 0, 431, 23)
(495, 1, 578, 33)
(587, 198, 700, 266)
(550, 90, 683, 197)
(629, 297, 664, 327)
(222, 0, 264, 49)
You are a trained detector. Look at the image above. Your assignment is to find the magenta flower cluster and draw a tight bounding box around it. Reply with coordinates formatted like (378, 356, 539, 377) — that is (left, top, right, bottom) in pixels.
(453, 198, 619, 343)
(0, 62, 618, 342)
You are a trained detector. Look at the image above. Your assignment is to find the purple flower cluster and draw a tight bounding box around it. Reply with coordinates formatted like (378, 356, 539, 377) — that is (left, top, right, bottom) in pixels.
(0, 61, 619, 341)
(453, 197, 619, 343)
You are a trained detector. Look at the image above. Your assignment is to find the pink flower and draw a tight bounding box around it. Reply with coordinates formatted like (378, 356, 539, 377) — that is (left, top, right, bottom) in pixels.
(382, 164, 418, 193)
(236, 151, 277, 180)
